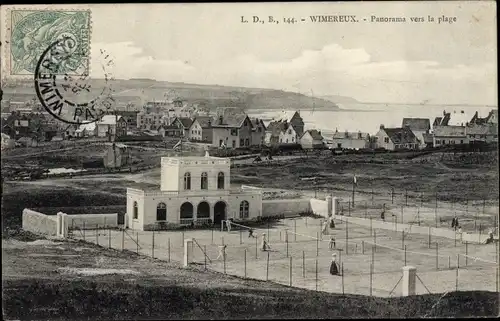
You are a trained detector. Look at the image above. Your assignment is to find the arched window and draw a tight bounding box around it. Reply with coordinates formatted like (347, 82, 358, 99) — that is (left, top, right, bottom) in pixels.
(156, 202, 167, 221)
(201, 172, 208, 190)
(184, 172, 191, 190)
(239, 200, 249, 219)
(217, 172, 225, 190)
(133, 201, 138, 219)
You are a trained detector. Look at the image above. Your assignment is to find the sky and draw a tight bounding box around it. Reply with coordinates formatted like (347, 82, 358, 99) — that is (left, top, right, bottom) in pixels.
(2, 2, 497, 105)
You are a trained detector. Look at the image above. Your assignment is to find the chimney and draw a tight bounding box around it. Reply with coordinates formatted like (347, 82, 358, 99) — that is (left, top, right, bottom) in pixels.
(380, 124, 385, 130)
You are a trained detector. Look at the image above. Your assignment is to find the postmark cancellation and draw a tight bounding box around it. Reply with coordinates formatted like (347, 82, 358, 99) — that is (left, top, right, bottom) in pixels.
(5, 8, 91, 76)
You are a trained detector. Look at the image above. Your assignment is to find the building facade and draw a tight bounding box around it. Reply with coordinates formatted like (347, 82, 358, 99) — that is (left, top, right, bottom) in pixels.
(300, 129, 325, 149)
(374, 125, 419, 150)
(188, 116, 213, 142)
(126, 155, 263, 230)
(401, 118, 431, 149)
(211, 114, 253, 148)
(432, 125, 468, 147)
(329, 130, 370, 150)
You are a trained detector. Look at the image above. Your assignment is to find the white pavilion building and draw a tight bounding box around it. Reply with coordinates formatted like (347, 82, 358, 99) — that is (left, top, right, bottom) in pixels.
(126, 154, 263, 230)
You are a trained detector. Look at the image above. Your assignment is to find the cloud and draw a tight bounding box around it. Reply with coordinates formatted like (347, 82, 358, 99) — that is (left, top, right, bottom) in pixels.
(91, 41, 496, 105)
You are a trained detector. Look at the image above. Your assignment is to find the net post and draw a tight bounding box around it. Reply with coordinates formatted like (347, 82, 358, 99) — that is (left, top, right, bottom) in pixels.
(266, 251, 270, 281)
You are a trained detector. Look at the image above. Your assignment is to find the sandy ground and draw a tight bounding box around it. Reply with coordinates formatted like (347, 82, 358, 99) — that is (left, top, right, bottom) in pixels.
(72, 215, 499, 298)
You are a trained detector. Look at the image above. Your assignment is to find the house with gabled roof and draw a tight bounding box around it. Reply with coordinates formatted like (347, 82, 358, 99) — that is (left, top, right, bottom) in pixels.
(171, 117, 193, 137)
(96, 115, 128, 138)
(188, 116, 213, 142)
(433, 125, 468, 147)
(289, 111, 305, 138)
(329, 129, 370, 150)
(402, 118, 431, 148)
(466, 123, 498, 143)
(250, 118, 266, 146)
(300, 129, 325, 150)
(374, 125, 419, 150)
(211, 113, 253, 148)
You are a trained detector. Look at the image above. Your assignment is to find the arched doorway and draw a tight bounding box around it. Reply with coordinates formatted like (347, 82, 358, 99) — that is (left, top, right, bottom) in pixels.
(180, 202, 194, 224)
(156, 202, 167, 221)
(213, 201, 227, 225)
(197, 201, 210, 220)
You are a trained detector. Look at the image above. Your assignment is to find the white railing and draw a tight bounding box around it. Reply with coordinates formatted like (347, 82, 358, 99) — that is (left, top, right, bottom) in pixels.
(196, 217, 211, 224)
(180, 218, 194, 225)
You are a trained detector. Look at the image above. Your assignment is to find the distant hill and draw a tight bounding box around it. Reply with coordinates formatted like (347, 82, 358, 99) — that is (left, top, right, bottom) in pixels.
(2, 78, 341, 112)
(320, 95, 360, 104)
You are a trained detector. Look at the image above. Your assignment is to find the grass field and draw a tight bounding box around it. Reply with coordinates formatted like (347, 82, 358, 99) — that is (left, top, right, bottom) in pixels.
(2, 233, 498, 319)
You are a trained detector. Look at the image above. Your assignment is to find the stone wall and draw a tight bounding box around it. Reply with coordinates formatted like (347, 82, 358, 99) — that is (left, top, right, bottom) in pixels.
(66, 213, 119, 229)
(22, 209, 57, 236)
(262, 199, 311, 217)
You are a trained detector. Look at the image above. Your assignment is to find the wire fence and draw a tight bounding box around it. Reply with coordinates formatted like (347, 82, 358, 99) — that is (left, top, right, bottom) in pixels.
(67, 216, 499, 297)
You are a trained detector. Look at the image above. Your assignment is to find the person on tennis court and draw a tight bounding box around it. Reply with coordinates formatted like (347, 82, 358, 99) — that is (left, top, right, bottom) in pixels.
(330, 253, 339, 276)
(381, 204, 386, 221)
(248, 228, 255, 238)
(451, 217, 457, 230)
(329, 217, 336, 229)
(322, 220, 328, 235)
(261, 233, 270, 251)
(329, 236, 336, 250)
(216, 244, 227, 260)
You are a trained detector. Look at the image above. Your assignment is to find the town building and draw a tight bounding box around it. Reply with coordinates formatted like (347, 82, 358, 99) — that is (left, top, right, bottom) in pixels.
(188, 116, 213, 142)
(113, 110, 140, 128)
(329, 129, 371, 150)
(264, 120, 288, 146)
(300, 129, 325, 149)
(137, 111, 164, 130)
(289, 111, 305, 138)
(432, 125, 468, 147)
(402, 118, 431, 148)
(466, 124, 498, 143)
(279, 122, 300, 145)
(171, 117, 193, 137)
(75, 122, 97, 138)
(469, 110, 498, 125)
(374, 125, 419, 150)
(158, 124, 183, 137)
(126, 154, 263, 230)
(250, 118, 266, 146)
(211, 114, 253, 148)
(103, 143, 130, 169)
(96, 115, 128, 139)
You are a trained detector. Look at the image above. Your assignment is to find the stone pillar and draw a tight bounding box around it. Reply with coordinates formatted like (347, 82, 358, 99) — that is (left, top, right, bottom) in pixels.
(124, 213, 129, 229)
(332, 197, 339, 216)
(402, 266, 417, 296)
(61, 213, 69, 238)
(326, 195, 333, 217)
(183, 238, 193, 267)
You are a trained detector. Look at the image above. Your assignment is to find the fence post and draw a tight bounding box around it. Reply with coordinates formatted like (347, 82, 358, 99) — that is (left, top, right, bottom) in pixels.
(456, 254, 459, 291)
(316, 232, 319, 257)
(435, 192, 438, 228)
(182, 231, 185, 248)
(404, 245, 407, 266)
(305, 216, 308, 227)
(240, 230, 242, 245)
(266, 251, 270, 281)
(371, 245, 375, 273)
(348, 202, 351, 216)
(362, 240, 365, 254)
(341, 262, 345, 295)
(83, 221, 86, 241)
(405, 189, 408, 206)
(374, 230, 377, 252)
(96, 224, 99, 246)
(302, 251, 305, 278)
(315, 258, 318, 291)
(223, 249, 226, 274)
(204, 245, 207, 270)
(346, 219, 349, 255)
(121, 228, 124, 251)
(108, 228, 111, 249)
(255, 235, 258, 259)
(465, 242, 468, 266)
(370, 217, 373, 236)
(435, 242, 439, 270)
(289, 256, 293, 287)
(365, 201, 368, 218)
(244, 249, 247, 279)
(168, 238, 171, 263)
(211, 228, 214, 244)
(136, 232, 139, 254)
(402, 230, 405, 250)
(401, 205, 404, 225)
(370, 263, 373, 296)
(448, 256, 451, 269)
(294, 220, 297, 241)
(391, 188, 394, 204)
(152, 230, 155, 258)
(286, 230, 289, 258)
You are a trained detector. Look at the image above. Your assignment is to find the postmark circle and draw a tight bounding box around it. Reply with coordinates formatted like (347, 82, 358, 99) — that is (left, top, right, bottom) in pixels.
(34, 38, 115, 125)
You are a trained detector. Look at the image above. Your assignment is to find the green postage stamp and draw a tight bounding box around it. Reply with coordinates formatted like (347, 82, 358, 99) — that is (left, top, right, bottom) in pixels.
(5, 9, 91, 76)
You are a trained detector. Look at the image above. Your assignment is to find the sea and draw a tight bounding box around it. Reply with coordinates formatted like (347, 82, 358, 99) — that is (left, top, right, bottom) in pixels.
(246, 103, 497, 138)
